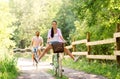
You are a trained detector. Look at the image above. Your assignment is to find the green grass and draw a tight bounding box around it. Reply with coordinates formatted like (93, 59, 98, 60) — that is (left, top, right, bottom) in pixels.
(47, 69, 68, 79)
(0, 54, 18, 79)
(62, 57, 120, 79)
(14, 52, 32, 58)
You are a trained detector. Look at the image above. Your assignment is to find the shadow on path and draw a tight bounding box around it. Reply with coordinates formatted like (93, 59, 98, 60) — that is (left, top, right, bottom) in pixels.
(63, 67, 107, 79)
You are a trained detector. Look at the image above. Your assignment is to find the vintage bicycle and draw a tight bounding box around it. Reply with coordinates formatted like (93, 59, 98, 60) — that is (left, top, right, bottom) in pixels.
(51, 41, 65, 77)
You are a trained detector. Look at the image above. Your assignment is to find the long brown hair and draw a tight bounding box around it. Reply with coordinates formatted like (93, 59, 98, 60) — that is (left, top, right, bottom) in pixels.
(51, 21, 57, 38)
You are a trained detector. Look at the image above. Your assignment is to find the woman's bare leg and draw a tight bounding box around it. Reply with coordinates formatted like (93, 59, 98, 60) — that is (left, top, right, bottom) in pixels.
(39, 44, 52, 60)
(64, 47, 75, 60)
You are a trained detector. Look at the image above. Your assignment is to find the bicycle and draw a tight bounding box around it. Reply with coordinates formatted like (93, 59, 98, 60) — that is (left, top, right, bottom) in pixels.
(51, 42, 65, 77)
(33, 48, 39, 68)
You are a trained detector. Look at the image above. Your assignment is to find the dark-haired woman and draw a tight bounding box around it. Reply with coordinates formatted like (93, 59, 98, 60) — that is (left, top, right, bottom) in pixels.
(39, 21, 75, 60)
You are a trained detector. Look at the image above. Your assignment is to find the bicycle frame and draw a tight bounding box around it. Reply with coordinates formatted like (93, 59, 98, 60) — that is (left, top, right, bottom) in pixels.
(52, 53, 63, 77)
(33, 48, 39, 67)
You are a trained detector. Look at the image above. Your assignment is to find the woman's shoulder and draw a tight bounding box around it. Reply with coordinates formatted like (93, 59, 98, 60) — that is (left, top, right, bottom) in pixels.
(48, 28, 61, 32)
(57, 28, 61, 31)
(57, 28, 62, 34)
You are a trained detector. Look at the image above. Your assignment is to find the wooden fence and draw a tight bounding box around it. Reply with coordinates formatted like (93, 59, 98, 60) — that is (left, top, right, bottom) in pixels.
(65, 25, 120, 65)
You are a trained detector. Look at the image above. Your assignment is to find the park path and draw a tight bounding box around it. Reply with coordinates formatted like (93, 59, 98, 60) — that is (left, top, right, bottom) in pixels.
(17, 58, 107, 79)
(63, 67, 107, 79)
(17, 58, 55, 79)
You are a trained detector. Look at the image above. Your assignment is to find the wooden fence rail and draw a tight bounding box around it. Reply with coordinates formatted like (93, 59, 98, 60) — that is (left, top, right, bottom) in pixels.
(114, 32, 120, 38)
(72, 39, 87, 45)
(114, 51, 120, 55)
(86, 38, 115, 46)
(65, 25, 120, 65)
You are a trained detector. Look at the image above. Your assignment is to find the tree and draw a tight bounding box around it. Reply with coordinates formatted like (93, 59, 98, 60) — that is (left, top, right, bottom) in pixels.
(0, 1, 16, 51)
(69, 0, 120, 54)
(54, 0, 76, 44)
(9, 0, 63, 47)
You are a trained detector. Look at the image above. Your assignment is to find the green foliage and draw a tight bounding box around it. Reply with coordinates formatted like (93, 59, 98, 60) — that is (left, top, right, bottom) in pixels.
(54, 0, 76, 43)
(70, 0, 119, 40)
(0, 1, 16, 49)
(9, 0, 63, 47)
(63, 58, 120, 79)
(0, 1, 18, 78)
(0, 54, 18, 79)
(68, 0, 119, 55)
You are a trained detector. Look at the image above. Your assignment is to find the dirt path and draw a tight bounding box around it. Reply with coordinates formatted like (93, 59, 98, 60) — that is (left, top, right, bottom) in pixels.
(17, 58, 107, 79)
(63, 68, 107, 79)
(17, 58, 55, 79)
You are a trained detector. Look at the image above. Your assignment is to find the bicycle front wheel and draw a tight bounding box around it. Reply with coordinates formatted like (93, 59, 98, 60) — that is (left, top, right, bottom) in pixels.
(58, 53, 62, 77)
(52, 54, 58, 76)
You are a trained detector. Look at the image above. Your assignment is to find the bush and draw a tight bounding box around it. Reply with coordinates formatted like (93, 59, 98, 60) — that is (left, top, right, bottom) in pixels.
(0, 54, 18, 79)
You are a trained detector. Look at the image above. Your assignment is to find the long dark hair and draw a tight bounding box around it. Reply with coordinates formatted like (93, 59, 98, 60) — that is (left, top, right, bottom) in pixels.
(51, 21, 57, 38)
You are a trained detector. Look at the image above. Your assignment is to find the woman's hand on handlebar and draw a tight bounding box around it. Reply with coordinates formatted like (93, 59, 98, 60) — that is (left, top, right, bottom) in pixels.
(63, 40, 67, 43)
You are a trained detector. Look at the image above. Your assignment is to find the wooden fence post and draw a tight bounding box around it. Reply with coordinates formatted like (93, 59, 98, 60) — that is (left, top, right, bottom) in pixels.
(87, 32, 91, 55)
(72, 38, 76, 52)
(116, 23, 120, 65)
(87, 32, 91, 62)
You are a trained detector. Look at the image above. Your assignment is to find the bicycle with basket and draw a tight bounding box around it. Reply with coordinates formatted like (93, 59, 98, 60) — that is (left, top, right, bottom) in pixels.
(51, 41, 65, 77)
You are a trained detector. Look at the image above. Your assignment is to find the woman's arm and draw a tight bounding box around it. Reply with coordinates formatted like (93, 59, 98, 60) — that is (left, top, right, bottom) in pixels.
(60, 36, 66, 42)
(58, 29, 66, 42)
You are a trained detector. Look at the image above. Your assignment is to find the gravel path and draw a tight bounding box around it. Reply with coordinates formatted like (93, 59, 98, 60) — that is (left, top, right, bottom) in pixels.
(17, 58, 55, 79)
(63, 67, 107, 79)
(17, 58, 107, 79)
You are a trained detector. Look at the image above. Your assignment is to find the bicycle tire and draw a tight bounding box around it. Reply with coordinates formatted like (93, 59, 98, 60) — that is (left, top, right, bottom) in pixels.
(58, 53, 62, 77)
(52, 54, 58, 76)
(52, 53, 62, 77)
